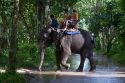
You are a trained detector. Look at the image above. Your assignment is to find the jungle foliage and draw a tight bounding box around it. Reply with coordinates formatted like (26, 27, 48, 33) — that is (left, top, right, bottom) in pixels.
(0, 0, 125, 82)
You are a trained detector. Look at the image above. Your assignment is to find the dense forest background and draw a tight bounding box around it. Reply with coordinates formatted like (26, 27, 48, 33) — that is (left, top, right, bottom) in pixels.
(0, 0, 125, 82)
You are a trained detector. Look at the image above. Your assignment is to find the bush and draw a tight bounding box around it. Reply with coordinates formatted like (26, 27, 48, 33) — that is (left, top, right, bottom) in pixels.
(112, 51, 125, 65)
(0, 50, 8, 67)
(17, 43, 39, 68)
(0, 42, 56, 70)
(17, 43, 56, 68)
(44, 46, 56, 67)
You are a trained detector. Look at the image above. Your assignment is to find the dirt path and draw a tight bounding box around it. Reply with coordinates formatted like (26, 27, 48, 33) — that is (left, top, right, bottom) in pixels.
(20, 53, 125, 83)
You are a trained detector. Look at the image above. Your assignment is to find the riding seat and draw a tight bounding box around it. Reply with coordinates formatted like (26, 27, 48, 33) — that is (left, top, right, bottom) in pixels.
(64, 30, 80, 35)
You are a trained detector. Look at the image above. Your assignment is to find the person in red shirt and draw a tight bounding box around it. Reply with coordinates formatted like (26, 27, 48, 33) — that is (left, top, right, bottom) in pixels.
(60, 9, 71, 29)
(71, 9, 79, 30)
(72, 9, 78, 21)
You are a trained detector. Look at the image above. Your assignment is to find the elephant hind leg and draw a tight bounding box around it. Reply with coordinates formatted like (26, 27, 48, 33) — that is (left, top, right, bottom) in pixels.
(87, 50, 96, 71)
(76, 51, 86, 72)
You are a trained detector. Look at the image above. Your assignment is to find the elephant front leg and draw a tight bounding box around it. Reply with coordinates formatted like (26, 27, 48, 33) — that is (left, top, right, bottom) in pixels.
(55, 50, 62, 71)
(61, 48, 71, 70)
(39, 48, 45, 71)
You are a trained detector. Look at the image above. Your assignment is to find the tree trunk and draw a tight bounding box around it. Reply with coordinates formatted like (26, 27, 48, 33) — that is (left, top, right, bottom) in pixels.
(106, 41, 112, 53)
(36, 0, 50, 35)
(7, 0, 19, 73)
(0, 0, 2, 48)
(1, 0, 8, 35)
(36, 0, 43, 34)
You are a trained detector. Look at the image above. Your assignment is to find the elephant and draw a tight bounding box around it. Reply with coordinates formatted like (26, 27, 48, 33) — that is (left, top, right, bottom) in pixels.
(37, 27, 96, 72)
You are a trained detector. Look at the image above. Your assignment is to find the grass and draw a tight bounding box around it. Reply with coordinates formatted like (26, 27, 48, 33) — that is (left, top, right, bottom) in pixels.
(0, 72, 26, 83)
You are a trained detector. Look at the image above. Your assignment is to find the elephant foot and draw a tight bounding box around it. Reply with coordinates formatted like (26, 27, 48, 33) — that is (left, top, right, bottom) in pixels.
(56, 66, 62, 72)
(89, 66, 96, 72)
(56, 68, 62, 72)
(61, 63, 70, 70)
(56, 70, 62, 72)
(76, 68, 83, 72)
(89, 68, 95, 72)
(65, 64, 70, 70)
(39, 67, 42, 71)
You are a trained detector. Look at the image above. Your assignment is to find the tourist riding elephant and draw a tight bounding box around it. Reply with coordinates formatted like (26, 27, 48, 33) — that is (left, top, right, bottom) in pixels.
(37, 27, 96, 72)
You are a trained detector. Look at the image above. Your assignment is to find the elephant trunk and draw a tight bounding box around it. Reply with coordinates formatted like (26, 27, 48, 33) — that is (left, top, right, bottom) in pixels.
(38, 43, 45, 71)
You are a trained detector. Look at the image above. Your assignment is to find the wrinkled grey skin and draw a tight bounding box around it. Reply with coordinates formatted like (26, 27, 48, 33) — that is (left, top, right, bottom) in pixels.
(38, 28, 96, 72)
(37, 28, 53, 71)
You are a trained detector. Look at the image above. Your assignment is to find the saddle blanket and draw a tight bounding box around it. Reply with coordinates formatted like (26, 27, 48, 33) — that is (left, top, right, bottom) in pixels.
(64, 31, 80, 35)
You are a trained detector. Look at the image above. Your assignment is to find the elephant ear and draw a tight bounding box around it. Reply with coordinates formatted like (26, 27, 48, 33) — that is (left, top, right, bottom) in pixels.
(43, 33, 48, 38)
(47, 28, 52, 33)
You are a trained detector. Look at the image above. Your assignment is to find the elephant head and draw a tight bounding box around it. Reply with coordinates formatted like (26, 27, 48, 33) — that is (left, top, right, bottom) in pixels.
(37, 27, 59, 71)
(37, 28, 54, 71)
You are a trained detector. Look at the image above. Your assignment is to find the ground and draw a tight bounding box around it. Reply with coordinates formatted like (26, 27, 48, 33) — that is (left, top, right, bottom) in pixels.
(1, 53, 125, 83)
(23, 53, 125, 83)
